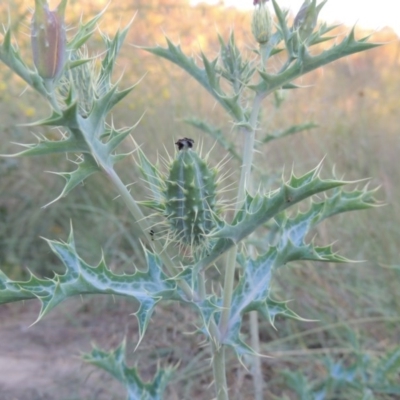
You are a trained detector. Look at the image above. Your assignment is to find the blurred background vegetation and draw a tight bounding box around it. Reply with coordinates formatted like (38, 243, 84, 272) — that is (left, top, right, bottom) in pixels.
(1, 0, 399, 398)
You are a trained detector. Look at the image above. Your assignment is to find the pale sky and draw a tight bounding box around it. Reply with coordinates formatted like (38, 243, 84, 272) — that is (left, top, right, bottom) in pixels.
(191, 0, 399, 35)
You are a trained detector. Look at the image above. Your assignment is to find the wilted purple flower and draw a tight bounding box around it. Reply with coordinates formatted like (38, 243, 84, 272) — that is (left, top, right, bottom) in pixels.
(31, 0, 67, 81)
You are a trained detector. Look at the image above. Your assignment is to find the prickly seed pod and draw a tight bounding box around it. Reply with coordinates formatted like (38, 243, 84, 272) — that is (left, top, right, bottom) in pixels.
(164, 138, 218, 249)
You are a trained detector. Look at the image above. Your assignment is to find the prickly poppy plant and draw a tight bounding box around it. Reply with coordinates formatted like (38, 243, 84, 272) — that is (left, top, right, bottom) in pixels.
(0, 0, 384, 399)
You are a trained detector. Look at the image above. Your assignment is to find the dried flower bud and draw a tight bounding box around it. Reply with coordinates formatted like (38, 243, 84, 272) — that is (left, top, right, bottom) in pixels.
(251, 1, 272, 45)
(31, 0, 67, 81)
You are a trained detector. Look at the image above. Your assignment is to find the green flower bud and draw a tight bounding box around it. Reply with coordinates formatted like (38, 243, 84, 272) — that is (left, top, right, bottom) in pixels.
(251, 1, 273, 45)
(31, 0, 67, 81)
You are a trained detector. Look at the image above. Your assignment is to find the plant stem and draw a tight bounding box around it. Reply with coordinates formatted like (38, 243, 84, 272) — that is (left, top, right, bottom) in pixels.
(198, 271, 206, 300)
(106, 167, 195, 301)
(212, 92, 265, 399)
(210, 324, 229, 400)
(250, 310, 264, 399)
(219, 93, 264, 337)
(260, 42, 271, 67)
(44, 81, 62, 113)
(248, 153, 264, 399)
(212, 346, 228, 400)
(219, 244, 238, 337)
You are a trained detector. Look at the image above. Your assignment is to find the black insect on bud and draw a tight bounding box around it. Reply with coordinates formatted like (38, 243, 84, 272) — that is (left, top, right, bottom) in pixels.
(175, 137, 194, 151)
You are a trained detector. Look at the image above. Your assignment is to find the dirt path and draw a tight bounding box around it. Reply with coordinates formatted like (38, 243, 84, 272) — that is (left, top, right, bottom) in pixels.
(0, 299, 133, 400)
(0, 295, 222, 400)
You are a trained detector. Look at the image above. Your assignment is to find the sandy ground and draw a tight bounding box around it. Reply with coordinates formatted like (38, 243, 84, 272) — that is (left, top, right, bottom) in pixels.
(0, 299, 136, 400)
(0, 295, 257, 400)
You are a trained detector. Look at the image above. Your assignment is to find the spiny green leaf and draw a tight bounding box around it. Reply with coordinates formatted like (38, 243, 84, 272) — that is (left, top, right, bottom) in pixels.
(260, 122, 318, 144)
(214, 91, 243, 122)
(3, 26, 12, 52)
(201, 50, 244, 121)
(88, 84, 120, 123)
(204, 208, 348, 356)
(281, 82, 301, 89)
(196, 180, 379, 355)
(199, 51, 247, 118)
(97, 20, 134, 96)
(28, 102, 80, 129)
(274, 187, 379, 247)
(105, 124, 136, 155)
(272, 0, 292, 51)
(213, 163, 348, 243)
(44, 155, 100, 207)
(263, 299, 305, 323)
(218, 31, 254, 90)
(0, 270, 36, 303)
(221, 242, 328, 355)
(134, 145, 165, 210)
(83, 339, 175, 400)
(197, 164, 370, 272)
(8, 78, 140, 204)
(67, 7, 108, 51)
(320, 185, 381, 217)
(0, 229, 177, 341)
(66, 57, 93, 70)
(143, 39, 244, 121)
(8, 132, 90, 157)
(201, 53, 220, 91)
(144, 38, 214, 98)
(303, 21, 340, 49)
(252, 29, 380, 95)
(0, 26, 48, 98)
